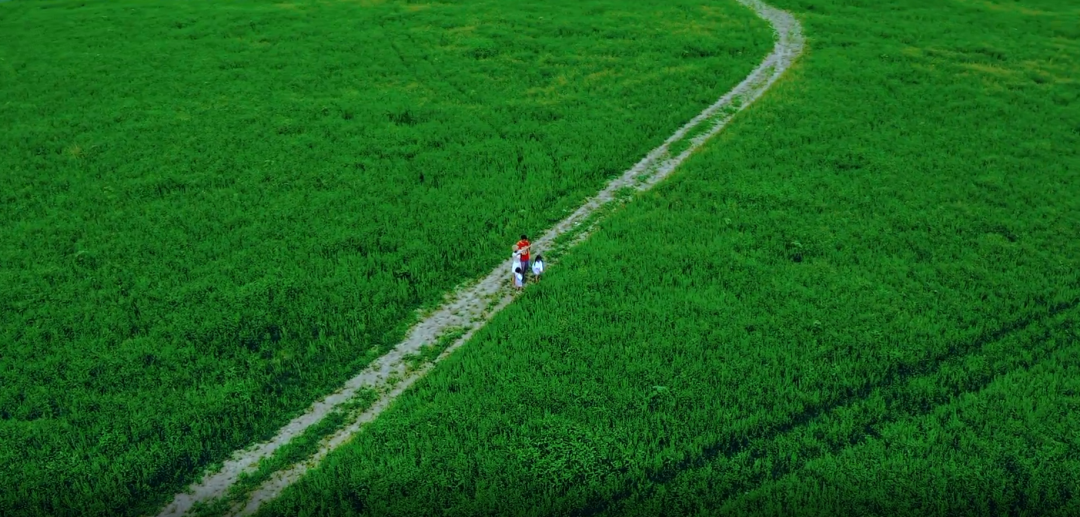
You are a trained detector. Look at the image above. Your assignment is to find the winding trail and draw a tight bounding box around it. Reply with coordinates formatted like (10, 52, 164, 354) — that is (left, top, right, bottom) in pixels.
(156, 1, 803, 515)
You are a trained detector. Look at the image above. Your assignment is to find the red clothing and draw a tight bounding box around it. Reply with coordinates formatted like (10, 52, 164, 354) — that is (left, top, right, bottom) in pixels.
(516, 239, 530, 261)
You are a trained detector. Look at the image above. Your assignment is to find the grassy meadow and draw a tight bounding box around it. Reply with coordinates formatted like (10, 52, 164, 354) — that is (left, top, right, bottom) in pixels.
(250, 0, 1080, 516)
(0, 0, 773, 515)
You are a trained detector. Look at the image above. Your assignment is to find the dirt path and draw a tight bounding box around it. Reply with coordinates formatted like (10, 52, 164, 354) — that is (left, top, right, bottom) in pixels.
(156, 2, 803, 515)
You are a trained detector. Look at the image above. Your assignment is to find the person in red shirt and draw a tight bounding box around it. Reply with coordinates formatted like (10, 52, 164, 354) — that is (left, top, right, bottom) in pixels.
(514, 234, 531, 280)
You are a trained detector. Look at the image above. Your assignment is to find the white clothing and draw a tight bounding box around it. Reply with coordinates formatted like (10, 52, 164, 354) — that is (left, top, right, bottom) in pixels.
(513, 271, 524, 288)
(532, 259, 544, 276)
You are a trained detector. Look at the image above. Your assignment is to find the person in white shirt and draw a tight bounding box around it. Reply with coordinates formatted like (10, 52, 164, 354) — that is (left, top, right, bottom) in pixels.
(511, 250, 522, 288)
(513, 267, 524, 289)
(531, 255, 544, 282)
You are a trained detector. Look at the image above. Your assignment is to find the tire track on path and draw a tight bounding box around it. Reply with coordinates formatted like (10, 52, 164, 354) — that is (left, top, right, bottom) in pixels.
(155, 2, 803, 515)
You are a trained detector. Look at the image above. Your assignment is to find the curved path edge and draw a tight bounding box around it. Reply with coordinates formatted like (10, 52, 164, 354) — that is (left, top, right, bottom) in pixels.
(156, 1, 804, 515)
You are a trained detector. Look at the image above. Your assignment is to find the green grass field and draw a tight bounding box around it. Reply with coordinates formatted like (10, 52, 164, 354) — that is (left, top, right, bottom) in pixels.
(0, 0, 771, 515)
(247, 0, 1080, 516)
(3, 0, 1079, 515)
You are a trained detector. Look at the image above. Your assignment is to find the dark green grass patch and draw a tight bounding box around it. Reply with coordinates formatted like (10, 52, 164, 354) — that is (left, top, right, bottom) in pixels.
(0, 0, 772, 515)
(715, 337, 1080, 517)
(253, 0, 1080, 515)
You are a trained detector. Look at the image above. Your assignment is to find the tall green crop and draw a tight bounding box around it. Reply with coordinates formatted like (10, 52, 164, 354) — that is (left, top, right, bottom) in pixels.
(0, 0, 772, 515)
(255, 0, 1080, 515)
